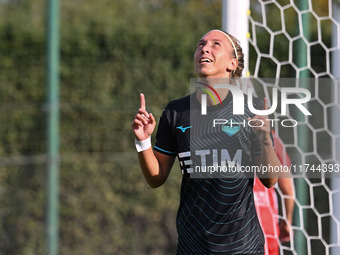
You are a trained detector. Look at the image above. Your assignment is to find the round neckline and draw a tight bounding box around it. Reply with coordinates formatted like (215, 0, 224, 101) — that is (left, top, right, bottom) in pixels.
(191, 90, 233, 112)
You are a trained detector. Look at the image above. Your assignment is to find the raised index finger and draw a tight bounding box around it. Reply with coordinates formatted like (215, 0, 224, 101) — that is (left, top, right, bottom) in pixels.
(263, 97, 268, 110)
(140, 93, 146, 110)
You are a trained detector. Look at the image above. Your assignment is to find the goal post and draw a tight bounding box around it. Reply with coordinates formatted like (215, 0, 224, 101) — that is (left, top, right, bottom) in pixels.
(331, 0, 340, 253)
(222, 0, 250, 77)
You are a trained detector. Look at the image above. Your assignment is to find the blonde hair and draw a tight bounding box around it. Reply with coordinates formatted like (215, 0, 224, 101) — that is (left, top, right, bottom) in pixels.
(214, 29, 245, 78)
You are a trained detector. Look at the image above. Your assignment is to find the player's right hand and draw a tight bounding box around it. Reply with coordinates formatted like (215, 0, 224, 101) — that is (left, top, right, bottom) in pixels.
(131, 93, 156, 141)
(279, 219, 292, 243)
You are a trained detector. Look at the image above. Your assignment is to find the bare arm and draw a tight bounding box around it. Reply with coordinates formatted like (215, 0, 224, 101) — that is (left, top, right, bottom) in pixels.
(278, 177, 294, 242)
(251, 98, 280, 188)
(132, 93, 175, 188)
(137, 148, 175, 188)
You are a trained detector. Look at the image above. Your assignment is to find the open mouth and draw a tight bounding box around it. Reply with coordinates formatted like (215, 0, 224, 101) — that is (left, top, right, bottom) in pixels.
(199, 57, 213, 63)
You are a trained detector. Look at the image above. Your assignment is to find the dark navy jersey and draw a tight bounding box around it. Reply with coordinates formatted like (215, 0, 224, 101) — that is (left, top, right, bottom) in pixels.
(155, 91, 267, 255)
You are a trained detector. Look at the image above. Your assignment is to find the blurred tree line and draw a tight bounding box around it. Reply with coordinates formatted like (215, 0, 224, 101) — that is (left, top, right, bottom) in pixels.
(0, 0, 333, 254)
(0, 0, 221, 254)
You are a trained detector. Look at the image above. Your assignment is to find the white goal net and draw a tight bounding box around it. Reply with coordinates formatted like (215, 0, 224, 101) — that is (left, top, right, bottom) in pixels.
(224, 0, 340, 254)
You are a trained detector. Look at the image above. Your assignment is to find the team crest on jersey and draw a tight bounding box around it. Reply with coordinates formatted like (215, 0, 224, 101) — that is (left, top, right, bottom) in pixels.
(221, 119, 240, 137)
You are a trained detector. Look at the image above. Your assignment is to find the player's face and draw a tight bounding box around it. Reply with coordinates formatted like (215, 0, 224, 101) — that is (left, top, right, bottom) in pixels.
(194, 30, 236, 79)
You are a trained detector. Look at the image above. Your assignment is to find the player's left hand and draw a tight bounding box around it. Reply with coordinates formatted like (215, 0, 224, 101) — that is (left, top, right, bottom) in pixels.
(247, 97, 271, 144)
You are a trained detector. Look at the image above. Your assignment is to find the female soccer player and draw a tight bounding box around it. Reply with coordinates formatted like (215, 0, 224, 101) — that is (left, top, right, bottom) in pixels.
(132, 29, 282, 254)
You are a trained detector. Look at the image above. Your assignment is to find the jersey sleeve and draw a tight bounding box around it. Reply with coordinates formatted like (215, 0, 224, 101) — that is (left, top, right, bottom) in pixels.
(154, 107, 177, 157)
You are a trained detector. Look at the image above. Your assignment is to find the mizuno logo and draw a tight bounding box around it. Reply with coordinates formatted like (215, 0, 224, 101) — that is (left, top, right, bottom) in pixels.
(176, 126, 192, 132)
